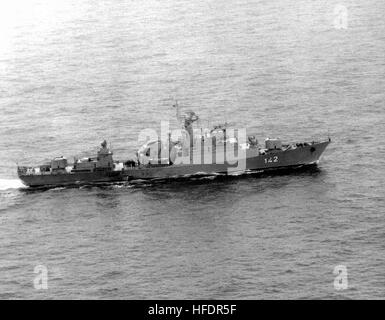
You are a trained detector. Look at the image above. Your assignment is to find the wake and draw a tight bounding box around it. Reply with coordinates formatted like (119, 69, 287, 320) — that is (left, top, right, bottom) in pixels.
(0, 179, 26, 191)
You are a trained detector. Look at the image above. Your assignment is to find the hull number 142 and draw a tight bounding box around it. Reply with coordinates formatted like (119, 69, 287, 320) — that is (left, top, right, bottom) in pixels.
(264, 156, 279, 164)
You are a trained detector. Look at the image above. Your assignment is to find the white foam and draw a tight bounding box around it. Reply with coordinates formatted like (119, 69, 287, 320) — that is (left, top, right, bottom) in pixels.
(0, 179, 26, 190)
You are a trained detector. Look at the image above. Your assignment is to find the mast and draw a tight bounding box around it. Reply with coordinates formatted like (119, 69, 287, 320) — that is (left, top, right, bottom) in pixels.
(173, 100, 183, 127)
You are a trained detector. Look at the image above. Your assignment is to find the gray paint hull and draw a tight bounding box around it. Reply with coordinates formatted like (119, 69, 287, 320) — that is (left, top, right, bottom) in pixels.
(19, 141, 330, 187)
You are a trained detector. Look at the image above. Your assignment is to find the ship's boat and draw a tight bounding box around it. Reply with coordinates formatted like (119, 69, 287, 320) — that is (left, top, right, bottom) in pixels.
(17, 104, 331, 187)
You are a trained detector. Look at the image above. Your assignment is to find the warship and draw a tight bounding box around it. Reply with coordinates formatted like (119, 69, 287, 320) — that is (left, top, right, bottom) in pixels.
(17, 104, 330, 188)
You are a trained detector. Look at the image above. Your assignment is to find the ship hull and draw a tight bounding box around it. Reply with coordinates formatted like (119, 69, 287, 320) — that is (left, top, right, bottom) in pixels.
(123, 141, 329, 179)
(18, 170, 123, 188)
(18, 141, 330, 188)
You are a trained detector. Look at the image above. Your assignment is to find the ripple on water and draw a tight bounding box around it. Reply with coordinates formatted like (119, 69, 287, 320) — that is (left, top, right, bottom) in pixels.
(0, 0, 384, 300)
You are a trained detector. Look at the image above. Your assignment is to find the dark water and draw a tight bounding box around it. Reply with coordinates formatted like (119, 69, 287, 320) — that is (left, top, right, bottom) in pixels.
(0, 0, 384, 299)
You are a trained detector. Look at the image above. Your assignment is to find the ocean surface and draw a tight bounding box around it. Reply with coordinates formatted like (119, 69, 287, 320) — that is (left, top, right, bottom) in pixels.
(0, 0, 384, 299)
